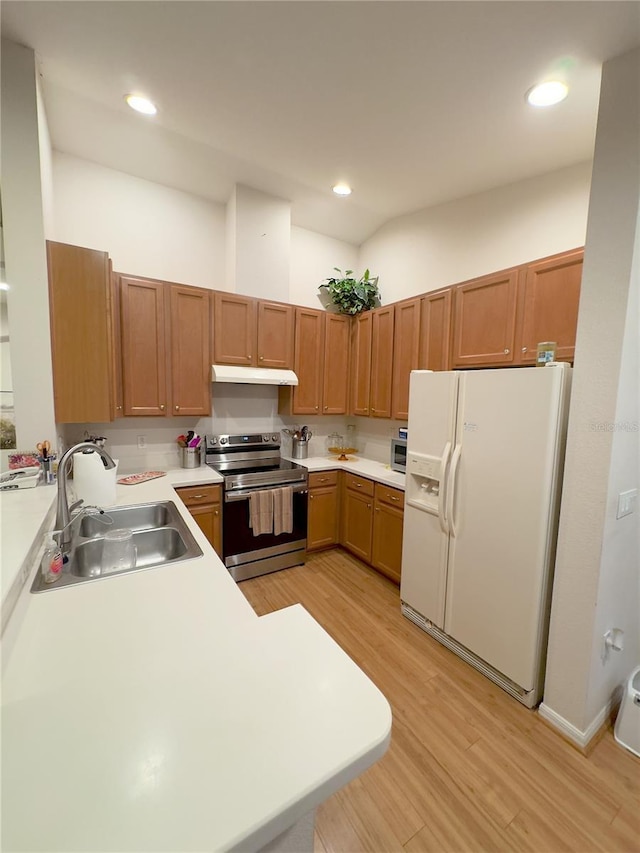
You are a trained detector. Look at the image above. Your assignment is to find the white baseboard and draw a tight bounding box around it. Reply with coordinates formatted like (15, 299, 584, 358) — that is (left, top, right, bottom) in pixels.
(538, 700, 612, 749)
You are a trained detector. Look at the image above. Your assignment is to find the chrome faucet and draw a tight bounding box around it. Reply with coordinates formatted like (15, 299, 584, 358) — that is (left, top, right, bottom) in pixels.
(55, 442, 116, 553)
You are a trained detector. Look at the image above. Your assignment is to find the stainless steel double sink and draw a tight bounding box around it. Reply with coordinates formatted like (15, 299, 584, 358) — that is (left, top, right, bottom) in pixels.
(31, 501, 203, 593)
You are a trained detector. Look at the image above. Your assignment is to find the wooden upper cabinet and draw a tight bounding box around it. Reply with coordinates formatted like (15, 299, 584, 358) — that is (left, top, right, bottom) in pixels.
(322, 314, 350, 414)
(351, 312, 373, 416)
(213, 293, 257, 366)
(392, 299, 421, 420)
(47, 241, 116, 423)
(257, 301, 294, 368)
(291, 307, 325, 414)
(370, 306, 395, 418)
(419, 288, 452, 371)
(518, 249, 583, 364)
(120, 276, 168, 417)
(452, 270, 519, 367)
(170, 285, 211, 416)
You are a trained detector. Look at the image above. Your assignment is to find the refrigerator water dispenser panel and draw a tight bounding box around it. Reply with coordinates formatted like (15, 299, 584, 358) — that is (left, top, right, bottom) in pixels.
(406, 451, 444, 514)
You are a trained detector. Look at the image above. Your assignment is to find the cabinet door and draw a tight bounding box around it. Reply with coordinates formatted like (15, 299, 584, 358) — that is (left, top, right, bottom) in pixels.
(188, 504, 222, 557)
(419, 288, 452, 371)
(372, 499, 404, 584)
(111, 270, 124, 418)
(308, 485, 339, 550)
(322, 314, 350, 414)
(370, 306, 395, 418)
(351, 312, 373, 416)
(452, 270, 519, 367)
(170, 285, 211, 416)
(257, 301, 294, 368)
(292, 308, 324, 415)
(213, 293, 257, 366)
(392, 299, 421, 420)
(519, 249, 583, 364)
(47, 241, 115, 423)
(342, 488, 374, 563)
(120, 276, 168, 417)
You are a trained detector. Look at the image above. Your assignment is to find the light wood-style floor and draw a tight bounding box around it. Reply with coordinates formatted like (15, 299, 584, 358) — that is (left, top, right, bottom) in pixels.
(240, 549, 640, 853)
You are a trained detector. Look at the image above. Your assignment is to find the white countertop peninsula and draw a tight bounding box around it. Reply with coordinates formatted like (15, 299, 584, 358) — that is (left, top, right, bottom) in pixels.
(1, 465, 391, 852)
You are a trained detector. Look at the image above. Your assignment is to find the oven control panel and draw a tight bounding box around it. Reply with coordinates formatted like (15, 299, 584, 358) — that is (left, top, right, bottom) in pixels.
(206, 433, 281, 450)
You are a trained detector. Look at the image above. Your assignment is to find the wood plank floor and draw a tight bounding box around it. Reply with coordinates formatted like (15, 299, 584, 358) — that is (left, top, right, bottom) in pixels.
(240, 549, 640, 853)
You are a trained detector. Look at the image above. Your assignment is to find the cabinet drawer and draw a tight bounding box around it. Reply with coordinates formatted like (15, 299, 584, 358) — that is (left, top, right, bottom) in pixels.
(309, 470, 339, 488)
(375, 482, 404, 509)
(344, 472, 374, 497)
(176, 484, 221, 507)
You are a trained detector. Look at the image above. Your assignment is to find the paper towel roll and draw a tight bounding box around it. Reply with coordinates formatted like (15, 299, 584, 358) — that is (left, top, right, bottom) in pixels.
(73, 452, 119, 507)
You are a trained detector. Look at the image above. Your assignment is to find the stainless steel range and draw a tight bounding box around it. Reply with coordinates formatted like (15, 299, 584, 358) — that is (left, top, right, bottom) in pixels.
(205, 433, 308, 582)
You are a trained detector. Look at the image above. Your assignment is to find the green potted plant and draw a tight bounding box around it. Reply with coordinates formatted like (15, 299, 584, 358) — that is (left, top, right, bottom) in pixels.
(319, 268, 380, 315)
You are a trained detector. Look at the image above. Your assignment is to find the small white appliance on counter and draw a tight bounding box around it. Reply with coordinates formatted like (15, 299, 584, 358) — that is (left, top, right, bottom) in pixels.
(401, 363, 572, 708)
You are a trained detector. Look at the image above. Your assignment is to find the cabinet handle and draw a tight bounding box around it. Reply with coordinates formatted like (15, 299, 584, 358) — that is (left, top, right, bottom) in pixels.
(522, 347, 527, 353)
(367, 503, 372, 509)
(375, 507, 380, 512)
(247, 354, 251, 360)
(309, 494, 314, 500)
(355, 483, 362, 488)
(364, 407, 369, 413)
(371, 408, 376, 413)
(504, 348, 510, 355)
(191, 494, 206, 500)
(390, 496, 399, 502)
(315, 406, 319, 411)
(324, 406, 328, 411)
(160, 404, 165, 411)
(259, 356, 264, 361)
(214, 510, 219, 516)
(175, 405, 180, 411)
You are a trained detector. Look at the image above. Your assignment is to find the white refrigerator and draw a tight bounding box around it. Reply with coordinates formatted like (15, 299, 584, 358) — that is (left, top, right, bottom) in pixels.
(400, 363, 571, 708)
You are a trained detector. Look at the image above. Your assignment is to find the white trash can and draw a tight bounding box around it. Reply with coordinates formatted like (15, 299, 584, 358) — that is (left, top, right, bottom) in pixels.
(614, 665, 640, 757)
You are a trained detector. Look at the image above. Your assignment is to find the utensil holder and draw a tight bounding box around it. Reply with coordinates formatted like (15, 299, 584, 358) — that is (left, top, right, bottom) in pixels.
(180, 447, 201, 468)
(292, 438, 309, 460)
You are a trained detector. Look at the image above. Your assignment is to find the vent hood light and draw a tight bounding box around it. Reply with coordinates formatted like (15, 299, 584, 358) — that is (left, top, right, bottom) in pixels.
(526, 81, 568, 107)
(211, 365, 299, 386)
(125, 94, 158, 115)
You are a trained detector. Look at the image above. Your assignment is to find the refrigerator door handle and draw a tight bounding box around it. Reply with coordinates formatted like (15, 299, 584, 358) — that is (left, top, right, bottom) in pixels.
(438, 441, 452, 534)
(447, 443, 462, 538)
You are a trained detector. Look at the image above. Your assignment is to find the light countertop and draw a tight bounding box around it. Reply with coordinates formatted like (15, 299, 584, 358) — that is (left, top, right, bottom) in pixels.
(1, 464, 391, 852)
(285, 455, 406, 490)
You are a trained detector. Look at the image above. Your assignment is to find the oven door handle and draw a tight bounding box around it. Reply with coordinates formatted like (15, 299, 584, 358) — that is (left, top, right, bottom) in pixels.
(225, 484, 308, 503)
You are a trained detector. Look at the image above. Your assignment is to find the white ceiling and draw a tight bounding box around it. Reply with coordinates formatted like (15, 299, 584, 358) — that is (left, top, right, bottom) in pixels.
(3, 1, 640, 244)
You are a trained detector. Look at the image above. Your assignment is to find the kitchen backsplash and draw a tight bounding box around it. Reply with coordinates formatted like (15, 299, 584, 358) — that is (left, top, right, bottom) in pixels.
(61, 385, 406, 474)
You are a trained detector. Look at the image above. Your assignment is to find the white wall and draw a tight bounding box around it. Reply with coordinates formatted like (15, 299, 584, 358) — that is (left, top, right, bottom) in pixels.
(586, 229, 639, 724)
(543, 47, 640, 739)
(230, 184, 290, 302)
(52, 152, 226, 288)
(0, 40, 56, 449)
(290, 226, 359, 309)
(36, 70, 55, 239)
(359, 161, 592, 302)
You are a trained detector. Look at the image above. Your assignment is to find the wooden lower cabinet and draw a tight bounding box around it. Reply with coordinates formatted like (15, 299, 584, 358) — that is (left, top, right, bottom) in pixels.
(372, 484, 404, 584)
(307, 471, 340, 551)
(175, 484, 222, 557)
(339, 474, 404, 583)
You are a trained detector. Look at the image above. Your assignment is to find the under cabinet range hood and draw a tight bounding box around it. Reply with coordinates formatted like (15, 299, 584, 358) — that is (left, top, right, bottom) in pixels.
(211, 365, 299, 386)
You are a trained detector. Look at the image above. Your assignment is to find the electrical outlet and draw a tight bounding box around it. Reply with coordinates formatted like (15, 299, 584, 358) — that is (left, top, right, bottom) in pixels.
(617, 488, 638, 519)
(137, 435, 147, 449)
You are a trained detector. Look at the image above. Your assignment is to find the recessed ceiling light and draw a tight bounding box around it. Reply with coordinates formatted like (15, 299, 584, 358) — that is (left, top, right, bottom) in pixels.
(526, 81, 568, 107)
(332, 184, 352, 196)
(0, 282, 10, 291)
(125, 94, 158, 115)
